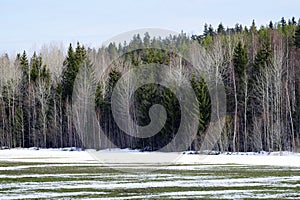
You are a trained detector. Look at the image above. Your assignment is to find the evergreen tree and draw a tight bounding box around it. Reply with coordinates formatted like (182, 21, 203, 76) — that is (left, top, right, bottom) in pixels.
(217, 23, 225, 34)
(269, 21, 274, 29)
(62, 43, 87, 99)
(292, 17, 297, 25)
(18, 50, 31, 147)
(232, 41, 248, 151)
(281, 17, 286, 28)
(108, 43, 118, 60)
(143, 32, 151, 47)
(235, 24, 242, 33)
(1, 17, 300, 151)
(208, 24, 215, 36)
(233, 42, 248, 79)
(95, 82, 104, 109)
(190, 75, 211, 131)
(102, 68, 122, 147)
(294, 25, 300, 48)
(30, 52, 42, 82)
(203, 23, 209, 36)
(20, 51, 29, 81)
(105, 69, 122, 101)
(250, 20, 257, 33)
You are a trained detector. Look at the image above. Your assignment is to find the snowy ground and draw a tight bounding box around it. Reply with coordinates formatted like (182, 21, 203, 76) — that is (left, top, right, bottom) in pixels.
(0, 148, 300, 166)
(0, 148, 299, 199)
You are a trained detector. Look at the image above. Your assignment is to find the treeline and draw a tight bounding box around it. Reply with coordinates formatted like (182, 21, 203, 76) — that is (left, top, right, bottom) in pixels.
(1, 17, 300, 152)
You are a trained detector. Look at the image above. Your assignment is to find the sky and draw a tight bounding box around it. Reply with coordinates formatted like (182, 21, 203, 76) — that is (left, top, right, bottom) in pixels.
(0, 0, 299, 54)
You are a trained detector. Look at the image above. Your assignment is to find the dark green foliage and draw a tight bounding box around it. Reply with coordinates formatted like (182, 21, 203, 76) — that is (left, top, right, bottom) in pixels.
(30, 52, 50, 83)
(295, 25, 300, 48)
(269, 21, 274, 29)
(253, 46, 271, 72)
(20, 51, 29, 81)
(217, 23, 225, 34)
(233, 41, 247, 79)
(281, 17, 286, 27)
(141, 48, 169, 64)
(292, 17, 297, 25)
(235, 24, 243, 33)
(95, 83, 104, 109)
(190, 75, 211, 132)
(30, 52, 41, 82)
(105, 68, 122, 101)
(1, 17, 300, 152)
(203, 23, 209, 36)
(250, 20, 257, 33)
(208, 24, 215, 36)
(62, 43, 87, 99)
(108, 43, 118, 60)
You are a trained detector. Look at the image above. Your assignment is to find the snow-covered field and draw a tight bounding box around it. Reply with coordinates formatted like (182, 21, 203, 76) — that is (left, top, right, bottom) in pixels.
(0, 148, 299, 199)
(1, 148, 300, 166)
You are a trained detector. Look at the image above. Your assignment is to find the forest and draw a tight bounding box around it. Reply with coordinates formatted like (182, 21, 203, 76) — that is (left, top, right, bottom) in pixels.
(1, 17, 300, 152)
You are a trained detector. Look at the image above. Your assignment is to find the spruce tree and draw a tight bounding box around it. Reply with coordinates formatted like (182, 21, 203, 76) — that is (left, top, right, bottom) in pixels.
(292, 17, 297, 25)
(20, 51, 29, 81)
(30, 52, 42, 82)
(281, 17, 286, 27)
(208, 24, 215, 36)
(269, 21, 274, 29)
(233, 41, 247, 80)
(294, 25, 300, 48)
(232, 41, 248, 152)
(203, 23, 209, 36)
(62, 43, 87, 99)
(190, 75, 211, 131)
(217, 23, 225, 34)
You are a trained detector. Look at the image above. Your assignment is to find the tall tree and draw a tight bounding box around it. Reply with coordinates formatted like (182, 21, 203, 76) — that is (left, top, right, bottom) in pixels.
(295, 25, 300, 48)
(232, 41, 248, 152)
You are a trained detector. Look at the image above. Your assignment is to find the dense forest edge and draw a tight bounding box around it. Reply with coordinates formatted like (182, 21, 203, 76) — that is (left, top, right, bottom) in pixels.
(1, 17, 300, 153)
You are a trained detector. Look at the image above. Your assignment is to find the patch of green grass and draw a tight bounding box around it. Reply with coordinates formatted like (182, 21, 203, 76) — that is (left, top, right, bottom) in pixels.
(153, 165, 300, 179)
(1, 165, 119, 175)
(0, 161, 50, 167)
(33, 187, 107, 193)
(281, 180, 300, 185)
(0, 162, 299, 199)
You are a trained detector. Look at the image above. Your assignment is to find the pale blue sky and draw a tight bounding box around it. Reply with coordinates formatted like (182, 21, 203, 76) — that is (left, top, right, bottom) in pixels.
(0, 0, 299, 54)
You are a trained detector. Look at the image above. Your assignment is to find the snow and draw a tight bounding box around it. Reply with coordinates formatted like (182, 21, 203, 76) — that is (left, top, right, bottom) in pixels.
(1, 174, 299, 199)
(0, 149, 299, 199)
(0, 148, 96, 163)
(0, 192, 107, 200)
(0, 148, 299, 167)
(177, 153, 300, 167)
